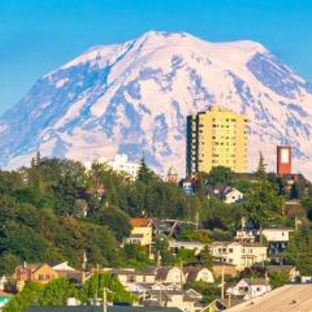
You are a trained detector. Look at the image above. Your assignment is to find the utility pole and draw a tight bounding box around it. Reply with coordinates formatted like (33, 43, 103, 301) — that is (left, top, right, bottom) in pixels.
(158, 281, 163, 307)
(95, 263, 100, 304)
(195, 211, 199, 230)
(180, 259, 184, 289)
(221, 265, 225, 300)
(103, 287, 107, 312)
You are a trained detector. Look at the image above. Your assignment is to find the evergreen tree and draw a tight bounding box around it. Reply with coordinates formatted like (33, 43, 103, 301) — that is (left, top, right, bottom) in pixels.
(256, 152, 267, 180)
(290, 182, 300, 199)
(137, 157, 155, 183)
(286, 227, 312, 275)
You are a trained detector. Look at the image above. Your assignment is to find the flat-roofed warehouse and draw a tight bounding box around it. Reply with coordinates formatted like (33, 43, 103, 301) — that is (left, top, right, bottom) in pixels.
(226, 284, 312, 312)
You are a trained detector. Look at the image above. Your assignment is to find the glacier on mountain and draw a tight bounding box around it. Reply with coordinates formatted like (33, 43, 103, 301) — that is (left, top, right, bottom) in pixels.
(1, 31, 312, 178)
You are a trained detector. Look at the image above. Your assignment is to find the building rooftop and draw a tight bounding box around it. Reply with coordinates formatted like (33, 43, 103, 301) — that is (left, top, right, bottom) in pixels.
(131, 218, 152, 227)
(27, 307, 182, 312)
(239, 278, 269, 286)
(226, 284, 312, 312)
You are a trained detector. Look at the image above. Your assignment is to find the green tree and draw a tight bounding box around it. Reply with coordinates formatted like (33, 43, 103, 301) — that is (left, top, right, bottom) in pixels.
(185, 281, 220, 305)
(155, 236, 174, 266)
(269, 270, 290, 289)
(122, 244, 151, 269)
(96, 207, 132, 241)
(285, 228, 312, 275)
(256, 152, 267, 181)
(178, 229, 211, 244)
(290, 183, 300, 200)
(0, 253, 20, 275)
(244, 181, 283, 227)
(198, 246, 213, 268)
(174, 249, 196, 265)
(4, 282, 44, 312)
(207, 166, 234, 186)
(80, 272, 135, 304)
(136, 158, 157, 183)
(38, 278, 78, 306)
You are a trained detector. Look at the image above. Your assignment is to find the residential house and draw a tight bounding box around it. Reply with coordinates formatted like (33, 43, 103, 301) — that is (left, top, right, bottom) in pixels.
(262, 227, 293, 260)
(47, 261, 86, 284)
(27, 306, 182, 312)
(47, 260, 76, 271)
(222, 187, 244, 204)
(180, 177, 196, 196)
(107, 266, 185, 293)
(184, 267, 214, 284)
(234, 228, 257, 244)
(227, 278, 271, 300)
(129, 282, 180, 296)
(15, 263, 59, 290)
(152, 219, 182, 239)
(108, 268, 156, 291)
(153, 266, 186, 285)
(206, 184, 226, 199)
(127, 218, 153, 246)
(143, 289, 204, 312)
(234, 219, 258, 243)
(206, 298, 243, 312)
(211, 242, 267, 271)
(169, 240, 206, 256)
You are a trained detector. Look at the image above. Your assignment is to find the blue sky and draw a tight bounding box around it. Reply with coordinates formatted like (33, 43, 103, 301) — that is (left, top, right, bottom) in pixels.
(0, 0, 311, 114)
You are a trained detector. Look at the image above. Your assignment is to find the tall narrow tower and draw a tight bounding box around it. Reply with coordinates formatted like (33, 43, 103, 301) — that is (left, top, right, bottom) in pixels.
(277, 146, 292, 176)
(186, 106, 248, 175)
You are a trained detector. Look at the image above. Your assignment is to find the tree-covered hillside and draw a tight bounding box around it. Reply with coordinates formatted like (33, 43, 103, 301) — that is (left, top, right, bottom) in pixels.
(0, 153, 312, 275)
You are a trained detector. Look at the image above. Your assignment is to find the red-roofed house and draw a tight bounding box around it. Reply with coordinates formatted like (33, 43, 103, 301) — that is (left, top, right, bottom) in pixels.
(127, 218, 153, 246)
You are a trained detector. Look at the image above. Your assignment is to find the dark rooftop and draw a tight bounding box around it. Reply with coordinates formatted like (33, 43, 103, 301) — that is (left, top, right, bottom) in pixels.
(27, 306, 182, 312)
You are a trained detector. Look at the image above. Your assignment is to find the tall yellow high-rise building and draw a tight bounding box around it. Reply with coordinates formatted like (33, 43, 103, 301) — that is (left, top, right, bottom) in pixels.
(186, 106, 248, 175)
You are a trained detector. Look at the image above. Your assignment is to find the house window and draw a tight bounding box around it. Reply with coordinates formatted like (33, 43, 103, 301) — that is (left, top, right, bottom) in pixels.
(127, 275, 135, 283)
(142, 276, 146, 282)
(38, 274, 50, 280)
(229, 248, 233, 253)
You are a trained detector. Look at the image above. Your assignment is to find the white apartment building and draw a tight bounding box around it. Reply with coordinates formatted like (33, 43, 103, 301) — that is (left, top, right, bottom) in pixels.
(84, 154, 140, 180)
(107, 154, 140, 179)
(211, 242, 267, 271)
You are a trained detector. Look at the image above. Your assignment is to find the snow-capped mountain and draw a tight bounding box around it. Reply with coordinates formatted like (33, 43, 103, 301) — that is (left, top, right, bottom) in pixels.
(1, 31, 312, 178)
